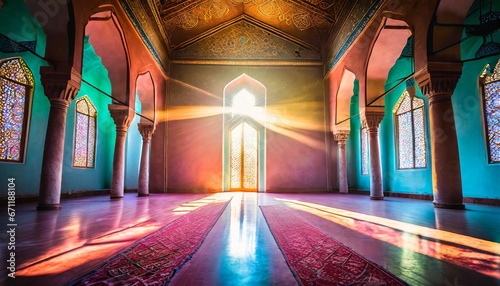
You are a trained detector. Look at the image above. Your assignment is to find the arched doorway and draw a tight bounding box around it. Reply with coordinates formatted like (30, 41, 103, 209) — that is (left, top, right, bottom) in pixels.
(223, 74, 266, 192)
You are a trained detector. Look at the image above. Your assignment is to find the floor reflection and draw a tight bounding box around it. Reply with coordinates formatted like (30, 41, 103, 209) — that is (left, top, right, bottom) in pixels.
(14, 194, 222, 278)
(220, 192, 271, 285)
(278, 198, 500, 279)
(228, 193, 257, 258)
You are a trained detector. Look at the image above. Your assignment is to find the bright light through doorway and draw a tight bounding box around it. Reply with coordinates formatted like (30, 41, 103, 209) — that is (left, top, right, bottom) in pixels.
(232, 89, 256, 116)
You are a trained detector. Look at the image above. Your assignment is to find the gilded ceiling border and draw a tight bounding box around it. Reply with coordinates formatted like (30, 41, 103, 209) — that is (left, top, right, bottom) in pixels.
(326, 0, 383, 73)
(171, 59, 323, 66)
(119, 0, 168, 72)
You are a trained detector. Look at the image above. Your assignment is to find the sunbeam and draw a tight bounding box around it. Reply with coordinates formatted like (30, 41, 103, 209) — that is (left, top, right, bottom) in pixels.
(277, 198, 500, 279)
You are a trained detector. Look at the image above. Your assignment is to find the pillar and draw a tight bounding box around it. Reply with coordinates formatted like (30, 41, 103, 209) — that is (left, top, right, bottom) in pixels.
(415, 62, 464, 209)
(137, 123, 155, 197)
(334, 130, 350, 194)
(361, 111, 384, 200)
(109, 104, 135, 199)
(37, 66, 81, 210)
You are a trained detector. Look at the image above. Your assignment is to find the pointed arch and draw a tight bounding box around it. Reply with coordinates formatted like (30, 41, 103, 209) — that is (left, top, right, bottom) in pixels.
(223, 74, 266, 192)
(136, 71, 156, 124)
(365, 18, 412, 107)
(393, 90, 426, 169)
(335, 68, 356, 128)
(0, 57, 33, 163)
(85, 9, 130, 105)
(480, 59, 500, 163)
(73, 96, 97, 168)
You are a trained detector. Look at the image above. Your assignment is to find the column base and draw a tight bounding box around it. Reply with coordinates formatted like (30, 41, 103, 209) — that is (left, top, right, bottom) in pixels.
(110, 196, 124, 200)
(370, 196, 384, 200)
(433, 202, 465, 209)
(138, 193, 149, 197)
(37, 204, 61, 211)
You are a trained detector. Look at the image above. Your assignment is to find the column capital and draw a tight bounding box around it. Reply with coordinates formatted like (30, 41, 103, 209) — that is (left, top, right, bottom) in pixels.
(333, 130, 350, 142)
(361, 111, 384, 129)
(414, 61, 463, 99)
(109, 104, 135, 131)
(40, 65, 81, 103)
(138, 123, 155, 143)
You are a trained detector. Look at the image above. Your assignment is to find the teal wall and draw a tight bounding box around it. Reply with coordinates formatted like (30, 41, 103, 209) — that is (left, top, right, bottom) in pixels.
(454, 0, 500, 199)
(0, 0, 49, 196)
(125, 96, 142, 190)
(346, 82, 370, 190)
(61, 36, 115, 193)
(379, 57, 433, 195)
(347, 0, 500, 200)
(0, 2, 118, 196)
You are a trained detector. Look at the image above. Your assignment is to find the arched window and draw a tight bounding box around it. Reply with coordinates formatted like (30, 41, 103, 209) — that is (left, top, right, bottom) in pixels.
(0, 57, 34, 163)
(393, 90, 426, 169)
(480, 59, 500, 163)
(360, 126, 369, 175)
(73, 96, 97, 168)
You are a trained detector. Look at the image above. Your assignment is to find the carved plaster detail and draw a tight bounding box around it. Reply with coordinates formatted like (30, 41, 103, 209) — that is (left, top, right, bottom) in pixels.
(333, 130, 350, 141)
(109, 105, 135, 132)
(138, 123, 156, 143)
(361, 111, 384, 128)
(414, 62, 463, 99)
(40, 66, 81, 103)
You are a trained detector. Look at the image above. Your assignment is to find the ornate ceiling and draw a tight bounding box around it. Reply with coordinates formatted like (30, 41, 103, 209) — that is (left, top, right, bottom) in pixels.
(120, 0, 382, 65)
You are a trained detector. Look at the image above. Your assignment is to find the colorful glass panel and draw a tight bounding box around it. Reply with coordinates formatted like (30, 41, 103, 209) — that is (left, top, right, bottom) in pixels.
(242, 122, 258, 188)
(230, 123, 242, 188)
(0, 58, 32, 163)
(73, 96, 97, 168)
(394, 91, 427, 169)
(397, 112, 414, 169)
(230, 122, 258, 189)
(483, 61, 500, 163)
(414, 107, 426, 168)
(361, 127, 368, 175)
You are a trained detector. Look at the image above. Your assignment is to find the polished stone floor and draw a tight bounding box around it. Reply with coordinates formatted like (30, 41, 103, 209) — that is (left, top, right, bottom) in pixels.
(0, 192, 499, 286)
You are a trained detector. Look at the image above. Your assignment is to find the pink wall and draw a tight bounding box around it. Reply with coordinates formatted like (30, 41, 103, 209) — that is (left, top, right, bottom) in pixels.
(166, 64, 329, 192)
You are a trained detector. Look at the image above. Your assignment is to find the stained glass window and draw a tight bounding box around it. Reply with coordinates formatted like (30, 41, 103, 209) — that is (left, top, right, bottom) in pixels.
(230, 122, 258, 189)
(0, 57, 33, 163)
(361, 127, 369, 175)
(393, 90, 427, 169)
(73, 96, 97, 168)
(481, 60, 500, 163)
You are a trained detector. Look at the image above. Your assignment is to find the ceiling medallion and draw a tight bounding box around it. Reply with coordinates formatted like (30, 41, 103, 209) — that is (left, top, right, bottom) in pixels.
(206, 0, 229, 19)
(179, 12, 199, 30)
(258, 0, 283, 18)
(292, 12, 312, 30)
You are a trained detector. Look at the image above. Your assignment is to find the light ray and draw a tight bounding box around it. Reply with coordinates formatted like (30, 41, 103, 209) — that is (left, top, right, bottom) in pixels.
(277, 198, 500, 279)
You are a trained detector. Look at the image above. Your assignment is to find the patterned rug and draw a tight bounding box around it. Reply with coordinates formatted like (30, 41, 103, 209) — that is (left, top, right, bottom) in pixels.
(261, 205, 408, 286)
(71, 200, 230, 286)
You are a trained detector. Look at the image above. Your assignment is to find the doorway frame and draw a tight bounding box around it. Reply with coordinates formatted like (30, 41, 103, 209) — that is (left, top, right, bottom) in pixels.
(223, 74, 266, 192)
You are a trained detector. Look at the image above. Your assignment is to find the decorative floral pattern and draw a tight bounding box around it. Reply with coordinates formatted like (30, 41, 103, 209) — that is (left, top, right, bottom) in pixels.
(73, 96, 97, 168)
(0, 58, 33, 162)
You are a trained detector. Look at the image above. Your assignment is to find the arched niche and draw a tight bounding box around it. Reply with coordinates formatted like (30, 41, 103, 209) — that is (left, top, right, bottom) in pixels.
(136, 71, 156, 124)
(335, 68, 357, 130)
(366, 18, 412, 108)
(223, 74, 266, 192)
(85, 10, 130, 105)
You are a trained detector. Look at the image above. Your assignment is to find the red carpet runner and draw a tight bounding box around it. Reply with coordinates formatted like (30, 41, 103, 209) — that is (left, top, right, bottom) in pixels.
(261, 205, 408, 286)
(72, 200, 229, 285)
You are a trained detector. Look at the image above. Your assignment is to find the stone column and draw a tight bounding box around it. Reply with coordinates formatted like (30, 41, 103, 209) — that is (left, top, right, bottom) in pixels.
(334, 131, 350, 194)
(415, 62, 464, 209)
(37, 66, 81, 210)
(137, 123, 155, 197)
(109, 104, 135, 199)
(361, 112, 384, 200)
